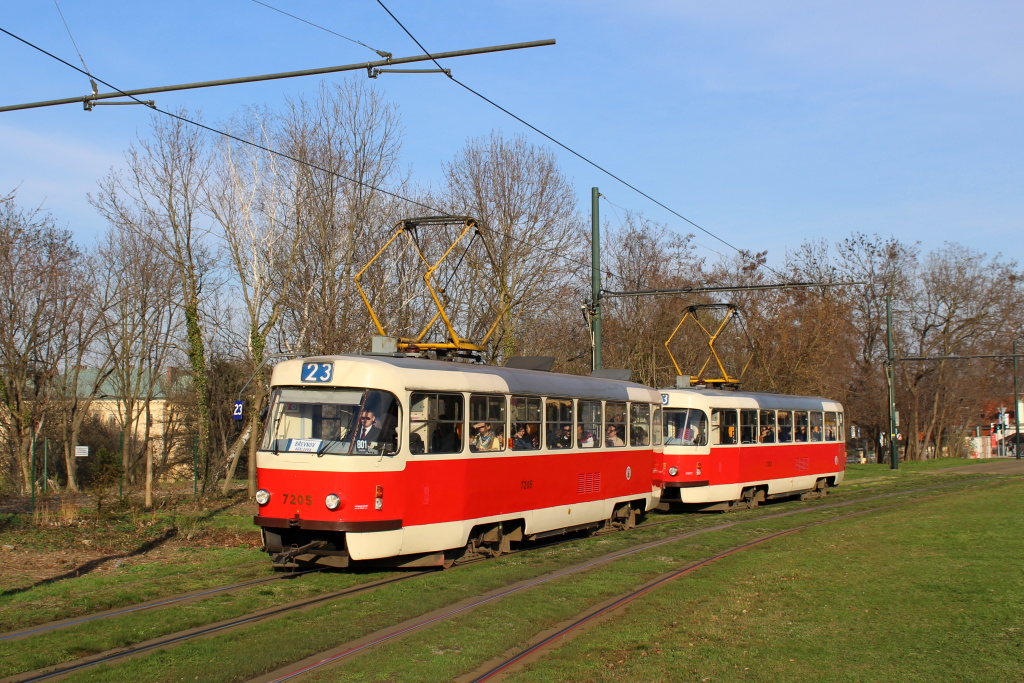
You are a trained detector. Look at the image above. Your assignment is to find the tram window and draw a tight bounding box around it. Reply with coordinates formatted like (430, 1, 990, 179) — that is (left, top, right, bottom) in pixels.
(664, 409, 707, 446)
(824, 412, 838, 441)
(794, 411, 809, 442)
(410, 392, 463, 454)
(810, 411, 824, 442)
(712, 408, 738, 445)
(777, 410, 793, 443)
(740, 409, 758, 444)
(510, 396, 542, 450)
(630, 404, 651, 446)
(837, 413, 844, 441)
(546, 398, 574, 449)
(652, 407, 663, 446)
(470, 395, 506, 452)
(606, 401, 627, 448)
(578, 400, 601, 448)
(262, 388, 399, 456)
(759, 410, 777, 443)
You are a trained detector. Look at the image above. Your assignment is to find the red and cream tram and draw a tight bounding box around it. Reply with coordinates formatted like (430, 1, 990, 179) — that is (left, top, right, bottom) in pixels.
(254, 355, 665, 569)
(660, 388, 845, 510)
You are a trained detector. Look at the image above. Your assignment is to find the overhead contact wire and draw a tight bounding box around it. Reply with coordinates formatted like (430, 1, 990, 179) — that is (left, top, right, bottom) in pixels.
(250, 0, 392, 58)
(0, 27, 595, 277)
(372, 0, 784, 280)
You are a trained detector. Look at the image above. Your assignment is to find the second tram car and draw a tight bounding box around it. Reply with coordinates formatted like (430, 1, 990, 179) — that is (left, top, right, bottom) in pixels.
(660, 388, 845, 510)
(254, 355, 665, 569)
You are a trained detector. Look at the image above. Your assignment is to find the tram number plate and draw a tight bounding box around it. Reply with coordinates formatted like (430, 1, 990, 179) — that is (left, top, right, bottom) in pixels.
(284, 494, 313, 505)
(521, 480, 533, 489)
(301, 362, 334, 383)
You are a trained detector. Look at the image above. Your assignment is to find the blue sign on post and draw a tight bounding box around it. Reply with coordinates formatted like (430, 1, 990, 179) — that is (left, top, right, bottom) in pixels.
(232, 400, 244, 420)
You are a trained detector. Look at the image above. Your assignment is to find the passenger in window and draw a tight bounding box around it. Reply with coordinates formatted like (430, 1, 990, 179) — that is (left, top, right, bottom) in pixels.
(551, 425, 572, 448)
(606, 425, 625, 447)
(525, 424, 540, 448)
(759, 425, 776, 443)
(511, 424, 532, 450)
(632, 426, 648, 445)
(409, 432, 425, 454)
(795, 425, 808, 442)
(811, 425, 822, 440)
(470, 422, 502, 451)
(432, 423, 461, 453)
(578, 424, 596, 448)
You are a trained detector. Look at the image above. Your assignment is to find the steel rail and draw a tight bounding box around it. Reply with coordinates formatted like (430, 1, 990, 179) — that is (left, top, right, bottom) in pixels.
(0, 568, 319, 643)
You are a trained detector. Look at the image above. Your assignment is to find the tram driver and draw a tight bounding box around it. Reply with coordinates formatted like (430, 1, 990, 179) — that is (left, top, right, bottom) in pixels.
(349, 409, 382, 453)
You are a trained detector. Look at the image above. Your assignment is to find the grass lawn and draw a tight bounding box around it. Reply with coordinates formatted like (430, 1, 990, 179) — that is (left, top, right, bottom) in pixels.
(508, 478, 1024, 682)
(2, 464, 1018, 681)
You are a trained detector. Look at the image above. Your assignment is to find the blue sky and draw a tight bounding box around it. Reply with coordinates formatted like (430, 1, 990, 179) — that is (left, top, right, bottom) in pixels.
(2, 0, 1021, 268)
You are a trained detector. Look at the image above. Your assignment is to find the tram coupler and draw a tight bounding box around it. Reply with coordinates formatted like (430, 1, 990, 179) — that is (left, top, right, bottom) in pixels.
(271, 540, 328, 569)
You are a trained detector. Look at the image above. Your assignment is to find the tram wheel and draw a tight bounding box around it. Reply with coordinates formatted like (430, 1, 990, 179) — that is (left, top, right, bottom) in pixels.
(442, 547, 462, 569)
(742, 487, 759, 509)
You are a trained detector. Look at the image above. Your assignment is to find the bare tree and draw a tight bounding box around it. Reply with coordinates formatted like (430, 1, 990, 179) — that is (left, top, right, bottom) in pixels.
(791, 233, 918, 458)
(0, 191, 91, 493)
(51, 250, 115, 492)
(92, 220, 184, 503)
(898, 244, 1024, 459)
(274, 79, 408, 355)
(600, 213, 704, 386)
(92, 112, 216, 491)
(439, 132, 585, 363)
(207, 108, 309, 492)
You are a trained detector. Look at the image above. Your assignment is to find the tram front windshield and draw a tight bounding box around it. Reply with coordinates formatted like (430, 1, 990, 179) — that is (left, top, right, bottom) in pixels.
(261, 387, 399, 455)
(664, 408, 708, 446)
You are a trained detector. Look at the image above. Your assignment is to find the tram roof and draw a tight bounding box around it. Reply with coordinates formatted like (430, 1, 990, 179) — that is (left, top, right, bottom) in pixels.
(659, 387, 843, 411)
(272, 354, 661, 403)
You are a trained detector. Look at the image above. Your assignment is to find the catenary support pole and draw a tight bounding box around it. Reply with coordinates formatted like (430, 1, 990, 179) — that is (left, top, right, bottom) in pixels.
(1015, 340, 1021, 459)
(886, 296, 899, 469)
(591, 187, 602, 371)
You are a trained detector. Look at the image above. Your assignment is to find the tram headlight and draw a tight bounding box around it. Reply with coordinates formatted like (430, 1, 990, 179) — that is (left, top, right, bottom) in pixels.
(255, 489, 271, 505)
(325, 493, 342, 510)
(668, 466, 679, 476)
(696, 462, 702, 476)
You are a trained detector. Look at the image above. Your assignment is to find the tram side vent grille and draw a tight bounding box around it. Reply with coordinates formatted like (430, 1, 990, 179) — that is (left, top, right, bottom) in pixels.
(796, 457, 809, 471)
(578, 472, 602, 494)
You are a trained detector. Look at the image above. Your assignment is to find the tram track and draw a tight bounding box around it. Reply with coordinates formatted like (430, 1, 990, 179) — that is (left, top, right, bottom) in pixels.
(0, 568, 321, 643)
(2, 474, 1006, 683)
(461, 505, 890, 683)
(2, 571, 431, 683)
(465, 474, 1020, 681)
(252, 476, 1010, 683)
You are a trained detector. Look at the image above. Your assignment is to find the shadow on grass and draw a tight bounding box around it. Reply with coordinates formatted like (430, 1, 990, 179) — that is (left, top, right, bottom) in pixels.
(0, 527, 179, 598)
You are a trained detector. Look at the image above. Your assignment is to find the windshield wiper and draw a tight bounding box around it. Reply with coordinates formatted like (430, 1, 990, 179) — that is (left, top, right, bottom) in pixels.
(271, 409, 284, 456)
